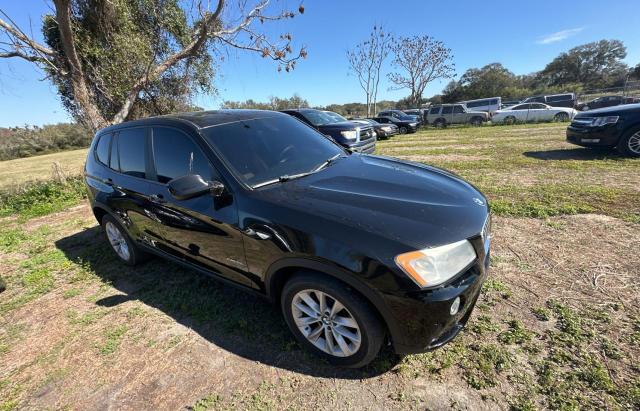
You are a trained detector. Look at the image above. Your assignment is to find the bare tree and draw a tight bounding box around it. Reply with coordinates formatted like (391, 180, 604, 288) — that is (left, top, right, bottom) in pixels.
(346, 26, 392, 117)
(0, 0, 307, 132)
(388, 35, 454, 107)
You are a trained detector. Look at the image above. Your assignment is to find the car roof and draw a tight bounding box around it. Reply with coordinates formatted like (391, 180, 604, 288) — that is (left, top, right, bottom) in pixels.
(96, 109, 285, 135)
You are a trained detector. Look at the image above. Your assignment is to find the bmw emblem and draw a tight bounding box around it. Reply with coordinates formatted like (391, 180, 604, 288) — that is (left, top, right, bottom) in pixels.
(473, 198, 485, 206)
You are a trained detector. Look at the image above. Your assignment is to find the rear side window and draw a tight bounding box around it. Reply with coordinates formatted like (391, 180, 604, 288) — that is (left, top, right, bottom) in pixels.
(110, 134, 120, 171)
(429, 107, 440, 114)
(441, 106, 453, 114)
(453, 105, 464, 113)
(95, 133, 111, 166)
(513, 104, 530, 110)
(547, 94, 572, 102)
(117, 128, 147, 179)
(152, 127, 215, 184)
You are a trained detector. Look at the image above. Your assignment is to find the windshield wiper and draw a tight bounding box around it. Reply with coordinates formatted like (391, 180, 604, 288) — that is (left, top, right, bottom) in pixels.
(252, 171, 316, 189)
(314, 153, 342, 172)
(252, 154, 343, 189)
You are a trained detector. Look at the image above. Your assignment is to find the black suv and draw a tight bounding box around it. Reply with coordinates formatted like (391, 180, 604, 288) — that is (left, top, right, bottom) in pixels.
(576, 95, 640, 111)
(85, 110, 490, 367)
(567, 103, 640, 157)
(281, 108, 376, 154)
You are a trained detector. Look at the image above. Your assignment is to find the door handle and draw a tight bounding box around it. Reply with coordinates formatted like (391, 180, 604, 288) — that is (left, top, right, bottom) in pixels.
(149, 194, 166, 204)
(244, 228, 271, 240)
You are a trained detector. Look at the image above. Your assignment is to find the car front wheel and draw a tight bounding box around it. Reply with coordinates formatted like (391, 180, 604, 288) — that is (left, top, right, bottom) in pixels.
(281, 272, 385, 368)
(554, 112, 569, 122)
(102, 214, 148, 266)
(618, 127, 640, 157)
(399, 126, 408, 134)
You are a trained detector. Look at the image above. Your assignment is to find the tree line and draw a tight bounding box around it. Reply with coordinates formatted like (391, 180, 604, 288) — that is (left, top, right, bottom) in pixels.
(0, 123, 91, 161)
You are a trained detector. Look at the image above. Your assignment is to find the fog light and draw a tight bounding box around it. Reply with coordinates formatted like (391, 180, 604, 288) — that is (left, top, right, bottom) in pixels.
(450, 297, 461, 316)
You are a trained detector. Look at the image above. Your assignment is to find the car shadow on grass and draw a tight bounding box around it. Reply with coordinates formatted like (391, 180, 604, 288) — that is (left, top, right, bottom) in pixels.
(523, 148, 622, 161)
(55, 226, 399, 379)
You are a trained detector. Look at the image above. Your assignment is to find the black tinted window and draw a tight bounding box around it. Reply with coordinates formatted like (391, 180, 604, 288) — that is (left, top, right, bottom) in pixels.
(429, 107, 440, 114)
(95, 133, 111, 166)
(117, 128, 146, 179)
(152, 128, 214, 184)
(547, 94, 572, 102)
(441, 106, 453, 114)
(453, 105, 464, 113)
(110, 134, 119, 171)
(203, 115, 342, 187)
(513, 104, 530, 110)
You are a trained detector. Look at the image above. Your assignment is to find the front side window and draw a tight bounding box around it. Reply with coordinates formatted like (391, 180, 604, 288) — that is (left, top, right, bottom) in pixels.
(203, 115, 343, 188)
(95, 133, 112, 166)
(152, 127, 215, 184)
(531, 103, 547, 109)
(429, 107, 440, 114)
(453, 105, 464, 113)
(441, 106, 453, 114)
(117, 128, 146, 179)
(512, 104, 530, 110)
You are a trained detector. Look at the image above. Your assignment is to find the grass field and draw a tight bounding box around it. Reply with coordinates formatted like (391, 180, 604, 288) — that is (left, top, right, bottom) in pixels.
(0, 148, 86, 188)
(0, 123, 639, 410)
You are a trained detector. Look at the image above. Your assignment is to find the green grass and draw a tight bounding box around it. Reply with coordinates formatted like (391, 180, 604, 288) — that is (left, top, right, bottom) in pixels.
(0, 176, 86, 219)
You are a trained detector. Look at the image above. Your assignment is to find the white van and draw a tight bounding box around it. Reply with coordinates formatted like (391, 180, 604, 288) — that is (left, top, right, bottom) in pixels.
(460, 97, 502, 114)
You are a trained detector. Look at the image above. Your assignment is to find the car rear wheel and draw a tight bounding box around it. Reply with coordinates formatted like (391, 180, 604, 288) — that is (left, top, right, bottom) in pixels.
(554, 112, 569, 122)
(433, 119, 446, 128)
(399, 126, 408, 134)
(102, 214, 148, 266)
(469, 117, 483, 126)
(281, 272, 385, 368)
(618, 127, 640, 157)
(504, 116, 516, 125)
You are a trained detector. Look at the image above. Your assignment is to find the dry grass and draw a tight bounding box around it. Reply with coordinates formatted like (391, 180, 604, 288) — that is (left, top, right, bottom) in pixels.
(0, 149, 87, 189)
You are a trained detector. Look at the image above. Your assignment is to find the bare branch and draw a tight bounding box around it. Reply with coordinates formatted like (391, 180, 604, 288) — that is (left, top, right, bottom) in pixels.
(0, 12, 56, 56)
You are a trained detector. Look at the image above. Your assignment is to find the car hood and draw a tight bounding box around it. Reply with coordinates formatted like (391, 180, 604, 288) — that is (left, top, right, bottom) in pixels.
(575, 103, 640, 116)
(257, 155, 489, 250)
(318, 121, 366, 131)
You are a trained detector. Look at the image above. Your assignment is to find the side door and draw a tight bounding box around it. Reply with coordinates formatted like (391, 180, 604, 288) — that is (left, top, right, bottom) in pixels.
(511, 104, 531, 122)
(529, 103, 550, 121)
(452, 105, 466, 124)
(440, 105, 453, 124)
(106, 127, 160, 245)
(145, 126, 251, 286)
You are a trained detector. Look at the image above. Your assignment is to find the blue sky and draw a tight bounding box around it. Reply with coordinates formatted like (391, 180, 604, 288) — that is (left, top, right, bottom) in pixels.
(1, 0, 639, 127)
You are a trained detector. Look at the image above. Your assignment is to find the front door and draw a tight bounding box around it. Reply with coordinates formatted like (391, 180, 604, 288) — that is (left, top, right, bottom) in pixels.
(144, 126, 250, 287)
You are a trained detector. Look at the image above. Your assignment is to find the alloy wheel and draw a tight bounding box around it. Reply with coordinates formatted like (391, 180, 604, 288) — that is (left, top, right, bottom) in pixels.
(105, 221, 130, 261)
(628, 131, 640, 154)
(291, 289, 361, 357)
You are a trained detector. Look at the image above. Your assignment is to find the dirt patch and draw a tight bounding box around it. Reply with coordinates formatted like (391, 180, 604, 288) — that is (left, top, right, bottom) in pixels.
(2, 205, 638, 409)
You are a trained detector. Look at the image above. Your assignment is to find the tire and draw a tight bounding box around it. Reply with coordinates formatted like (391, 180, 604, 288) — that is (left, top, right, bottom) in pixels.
(399, 126, 408, 134)
(469, 117, 483, 126)
(101, 214, 149, 266)
(617, 126, 640, 157)
(504, 116, 516, 125)
(433, 119, 446, 128)
(554, 112, 569, 122)
(281, 272, 385, 368)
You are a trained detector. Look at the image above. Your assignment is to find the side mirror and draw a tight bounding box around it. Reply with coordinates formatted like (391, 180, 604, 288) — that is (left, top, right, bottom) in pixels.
(168, 174, 225, 200)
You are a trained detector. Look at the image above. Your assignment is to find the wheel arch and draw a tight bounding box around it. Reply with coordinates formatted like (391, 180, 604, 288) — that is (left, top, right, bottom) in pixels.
(92, 205, 110, 225)
(265, 257, 403, 347)
(617, 121, 640, 145)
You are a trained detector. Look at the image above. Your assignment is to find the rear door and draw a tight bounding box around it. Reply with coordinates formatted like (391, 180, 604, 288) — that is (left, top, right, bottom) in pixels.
(452, 105, 466, 124)
(441, 105, 453, 123)
(106, 127, 159, 244)
(529, 103, 551, 121)
(145, 126, 250, 286)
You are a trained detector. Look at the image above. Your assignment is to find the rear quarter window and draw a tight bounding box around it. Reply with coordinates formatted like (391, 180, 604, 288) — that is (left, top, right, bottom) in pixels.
(429, 107, 440, 114)
(441, 106, 453, 114)
(95, 133, 112, 166)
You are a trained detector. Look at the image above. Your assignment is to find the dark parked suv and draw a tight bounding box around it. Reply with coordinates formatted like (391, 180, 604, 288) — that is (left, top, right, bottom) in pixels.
(85, 110, 491, 367)
(281, 108, 376, 154)
(566, 103, 640, 157)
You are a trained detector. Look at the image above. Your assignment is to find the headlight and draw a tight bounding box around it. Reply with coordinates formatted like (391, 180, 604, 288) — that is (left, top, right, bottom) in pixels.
(410, 123, 417, 127)
(590, 116, 619, 126)
(340, 129, 358, 140)
(395, 239, 476, 288)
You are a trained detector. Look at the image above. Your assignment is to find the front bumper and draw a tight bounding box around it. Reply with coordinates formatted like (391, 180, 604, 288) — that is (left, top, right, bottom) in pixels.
(347, 136, 376, 154)
(391, 259, 487, 354)
(566, 124, 621, 148)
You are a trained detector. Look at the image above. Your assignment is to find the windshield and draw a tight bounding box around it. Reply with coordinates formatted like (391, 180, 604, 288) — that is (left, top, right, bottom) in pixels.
(202, 115, 344, 188)
(323, 111, 347, 122)
(300, 110, 336, 126)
